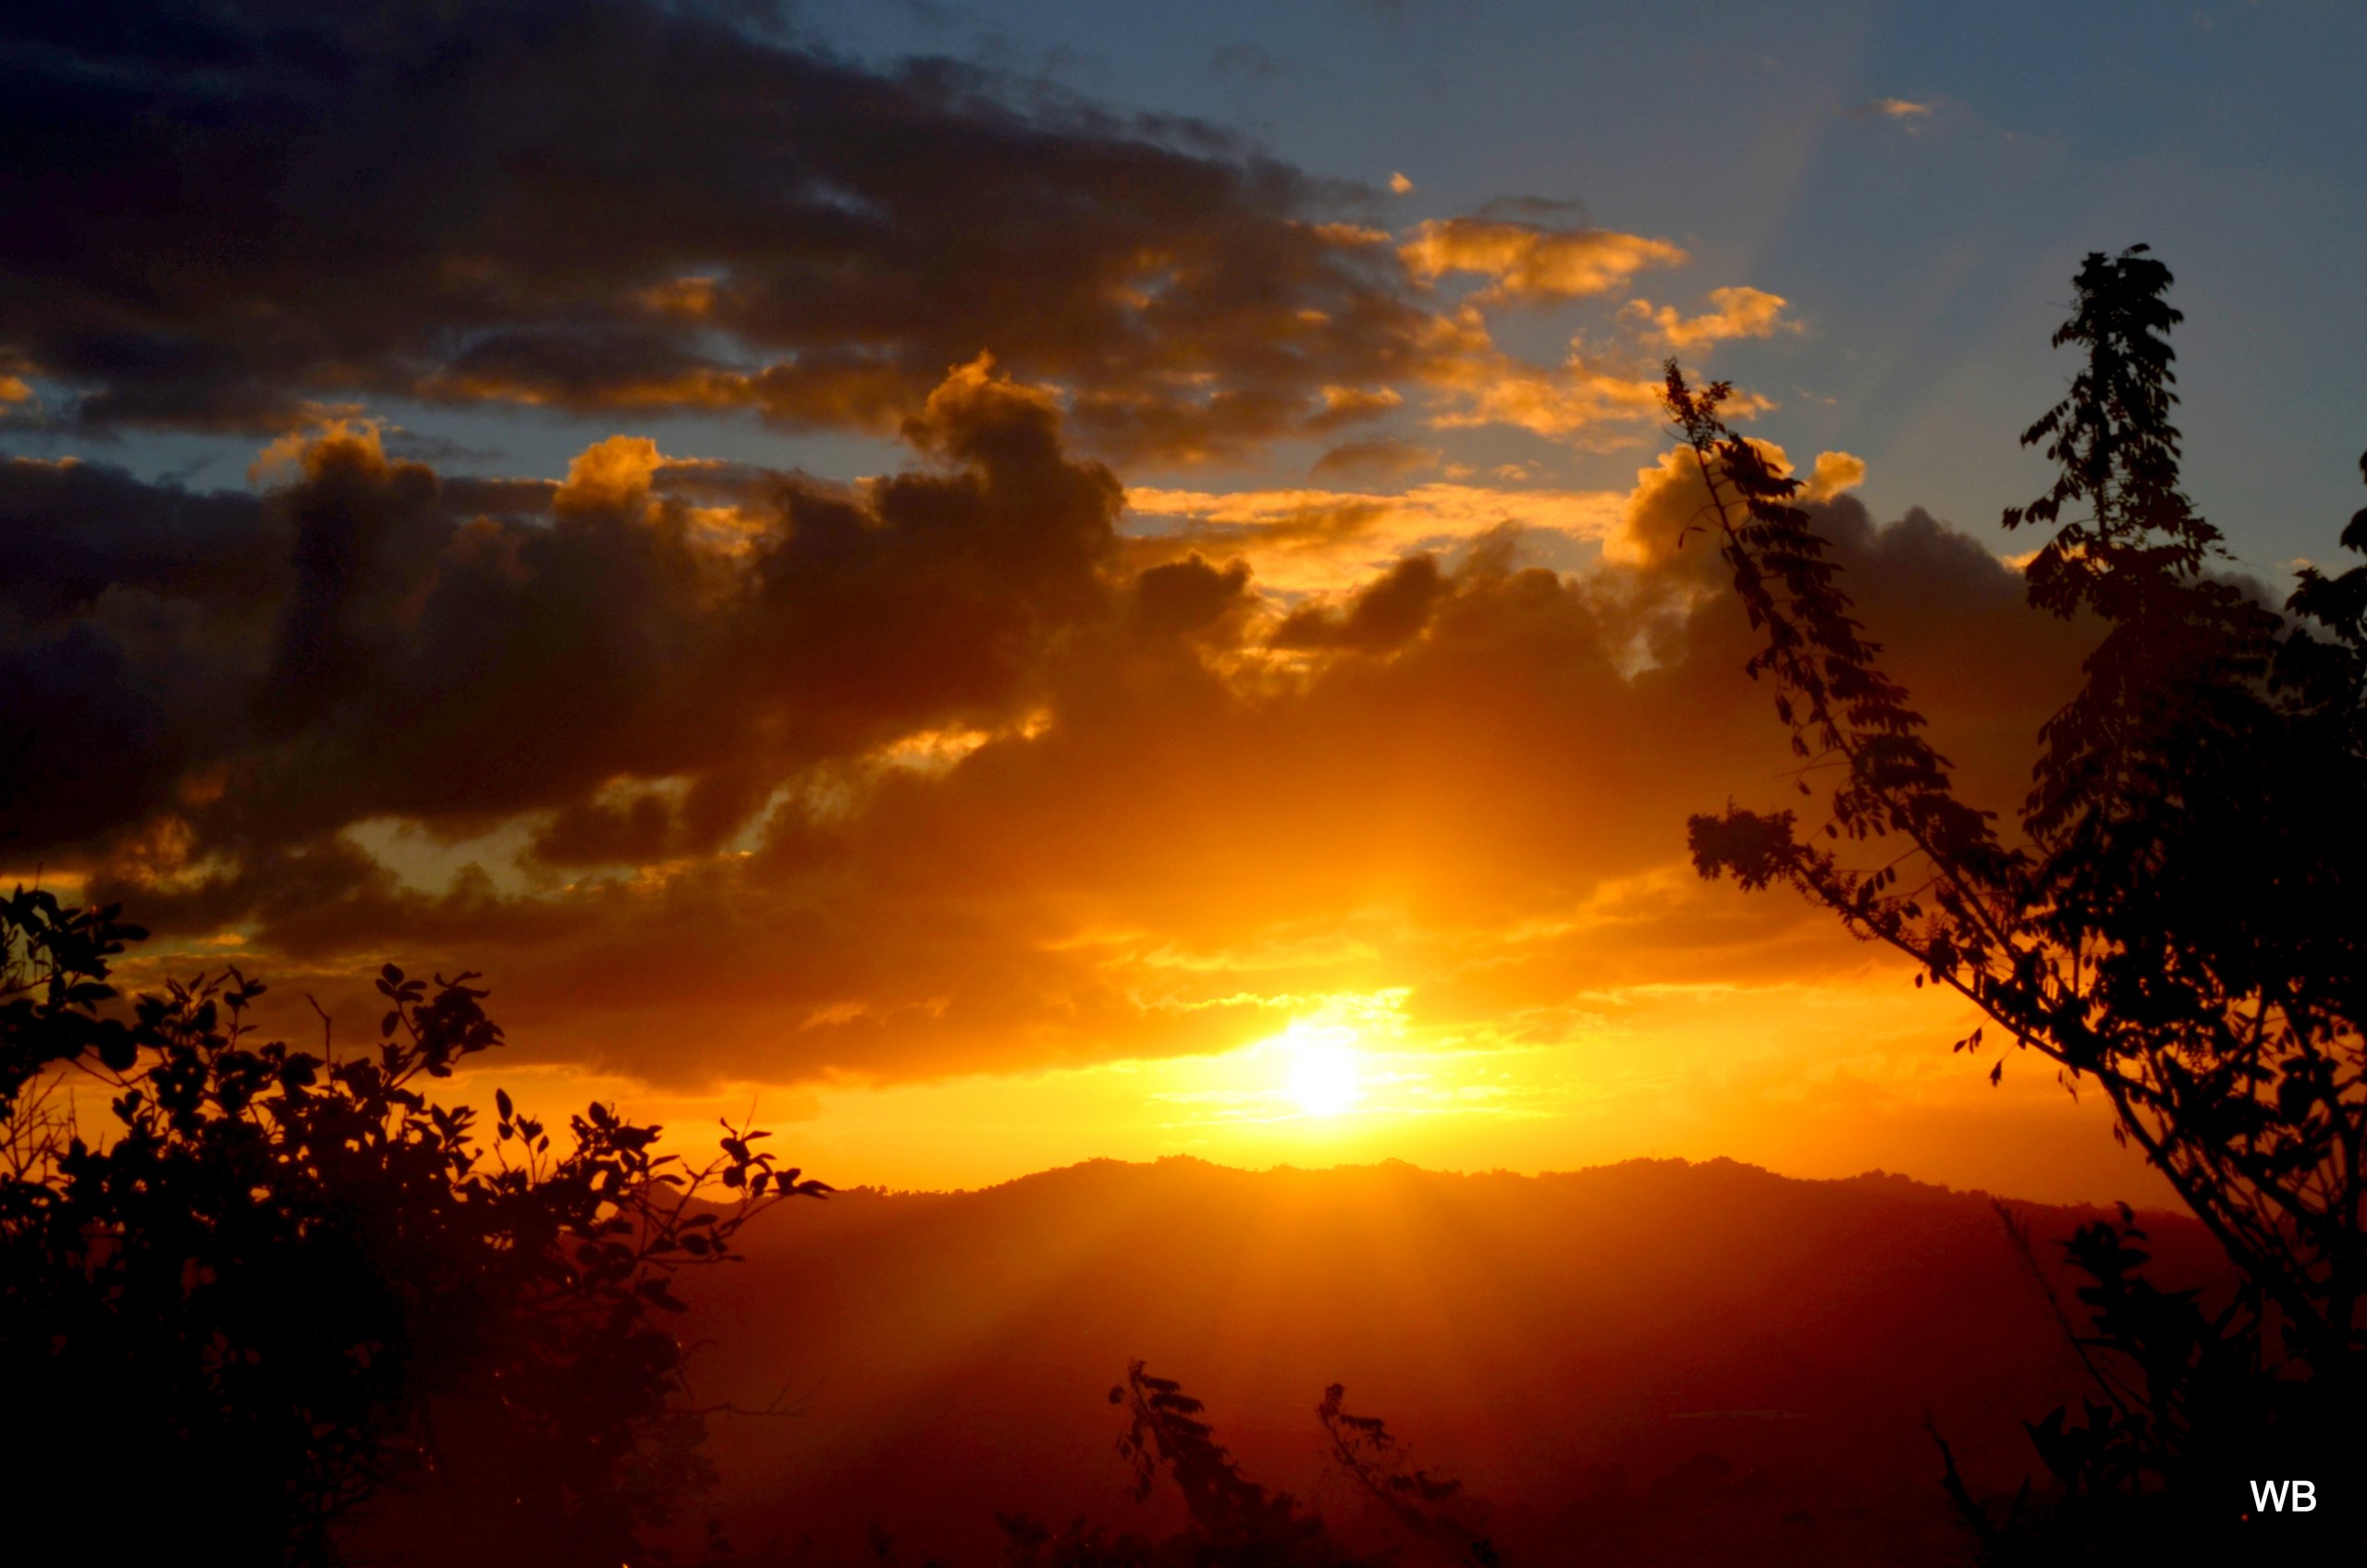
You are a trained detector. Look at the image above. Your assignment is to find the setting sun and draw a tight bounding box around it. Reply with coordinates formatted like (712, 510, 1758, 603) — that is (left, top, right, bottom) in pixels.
(1283, 1026, 1364, 1117)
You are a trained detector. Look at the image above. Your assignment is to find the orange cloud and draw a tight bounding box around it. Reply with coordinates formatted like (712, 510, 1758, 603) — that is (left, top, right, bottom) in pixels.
(1391, 305, 1774, 445)
(557, 435, 668, 508)
(1125, 480, 1623, 590)
(1622, 286, 1796, 350)
(1805, 449, 1868, 501)
(1602, 440, 1866, 570)
(1399, 219, 1688, 304)
(1310, 385, 1404, 431)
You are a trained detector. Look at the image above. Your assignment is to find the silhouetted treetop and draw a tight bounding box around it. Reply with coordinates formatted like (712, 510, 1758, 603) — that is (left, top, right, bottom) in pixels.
(1671, 245, 2367, 1558)
(0, 891, 826, 1567)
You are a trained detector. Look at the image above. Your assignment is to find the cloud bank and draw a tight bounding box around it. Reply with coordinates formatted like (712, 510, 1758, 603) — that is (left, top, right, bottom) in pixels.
(4, 361, 2091, 1087)
(0, 0, 1786, 461)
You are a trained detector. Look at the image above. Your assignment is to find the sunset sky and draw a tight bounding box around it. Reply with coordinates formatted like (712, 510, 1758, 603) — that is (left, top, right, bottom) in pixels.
(6, 0, 2365, 1201)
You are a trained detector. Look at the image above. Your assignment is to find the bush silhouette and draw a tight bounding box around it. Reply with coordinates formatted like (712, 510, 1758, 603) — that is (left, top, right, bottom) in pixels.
(1668, 247, 2366, 1556)
(0, 889, 826, 1566)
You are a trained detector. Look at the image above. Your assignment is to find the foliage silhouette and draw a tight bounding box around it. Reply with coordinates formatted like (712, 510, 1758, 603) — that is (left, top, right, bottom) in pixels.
(0, 889, 828, 1567)
(1667, 246, 2366, 1556)
(989, 1364, 1500, 1568)
(1315, 1384, 1502, 1568)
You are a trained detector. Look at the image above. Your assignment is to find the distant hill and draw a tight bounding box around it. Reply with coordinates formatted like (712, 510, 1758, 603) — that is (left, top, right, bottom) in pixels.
(673, 1157, 2228, 1566)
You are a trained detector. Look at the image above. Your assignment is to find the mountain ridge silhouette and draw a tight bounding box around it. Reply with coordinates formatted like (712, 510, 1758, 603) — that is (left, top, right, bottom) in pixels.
(677, 1154, 2226, 1564)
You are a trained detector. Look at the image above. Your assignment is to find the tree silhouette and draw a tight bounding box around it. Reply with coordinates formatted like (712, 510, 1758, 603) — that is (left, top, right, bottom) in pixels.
(1316, 1384, 1502, 1567)
(0, 888, 827, 1566)
(1668, 247, 2366, 1554)
(992, 1365, 1500, 1568)
(1110, 1359, 1326, 1555)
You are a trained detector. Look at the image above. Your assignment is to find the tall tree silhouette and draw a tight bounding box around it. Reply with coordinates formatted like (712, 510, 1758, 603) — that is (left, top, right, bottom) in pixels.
(1668, 247, 2365, 1554)
(0, 888, 827, 1566)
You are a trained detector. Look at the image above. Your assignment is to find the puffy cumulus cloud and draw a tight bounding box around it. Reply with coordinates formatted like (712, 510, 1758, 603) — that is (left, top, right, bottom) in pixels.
(556, 436, 670, 510)
(1804, 449, 1869, 502)
(1622, 286, 1797, 350)
(1602, 440, 1866, 574)
(7, 358, 1121, 871)
(0, 0, 1446, 465)
(1269, 555, 1447, 650)
(1599, 446, 1723, 574)
(1128, 554, 1257, 643)
(1399, 219, 1687, 304)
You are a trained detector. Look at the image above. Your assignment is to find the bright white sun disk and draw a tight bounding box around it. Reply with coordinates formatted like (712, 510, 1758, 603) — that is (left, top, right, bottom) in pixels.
(1286, 1034, 1362, 1117)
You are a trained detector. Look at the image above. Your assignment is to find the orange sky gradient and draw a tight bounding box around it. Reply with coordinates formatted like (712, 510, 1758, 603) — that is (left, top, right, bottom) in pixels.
(11, 374, 2162, 1207)
(15, 0, 2307, 1212)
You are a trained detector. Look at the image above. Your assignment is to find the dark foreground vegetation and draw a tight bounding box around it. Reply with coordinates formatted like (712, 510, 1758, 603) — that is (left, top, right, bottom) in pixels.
(3, 248, 2362, 1564)
(1671, 246, 2367, 1561)
(672, 1157, 2180, 1565)
(0, 911, 828, 1565)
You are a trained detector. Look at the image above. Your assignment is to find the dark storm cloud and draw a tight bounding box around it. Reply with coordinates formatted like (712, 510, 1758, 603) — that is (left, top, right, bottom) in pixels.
(0, 0, 1429, 462)
(0, 457, 281, 619)
(1269, 553, 1447, 649)
(1127, 554, 1255, 642)
(0, 457, 280, 845)
(6, 358, 1123, 863)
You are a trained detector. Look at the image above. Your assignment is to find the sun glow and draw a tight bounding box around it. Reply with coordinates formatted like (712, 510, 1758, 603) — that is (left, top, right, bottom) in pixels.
(1283, 1023, 1364, 1117)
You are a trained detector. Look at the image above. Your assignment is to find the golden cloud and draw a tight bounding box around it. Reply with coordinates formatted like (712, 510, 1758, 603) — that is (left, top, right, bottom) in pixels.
(1393, 306, 1772, 445)
(1399, 219, 1688, 303)
(1622, 286, 1796, 350)
(1602, 440, 1865, 570)
(1126, 481, 1625, 590)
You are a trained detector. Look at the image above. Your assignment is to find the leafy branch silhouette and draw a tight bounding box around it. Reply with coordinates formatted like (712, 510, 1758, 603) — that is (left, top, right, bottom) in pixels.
(1670, 246, 2367, 1555)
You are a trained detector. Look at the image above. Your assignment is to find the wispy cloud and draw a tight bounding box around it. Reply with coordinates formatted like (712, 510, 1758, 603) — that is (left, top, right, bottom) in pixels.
(1852, 97, 1935, 123)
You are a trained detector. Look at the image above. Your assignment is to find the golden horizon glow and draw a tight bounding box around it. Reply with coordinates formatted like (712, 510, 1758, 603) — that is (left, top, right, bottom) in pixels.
(48, 408, 2167, 1217)
(409, 973, 2170, 1209)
